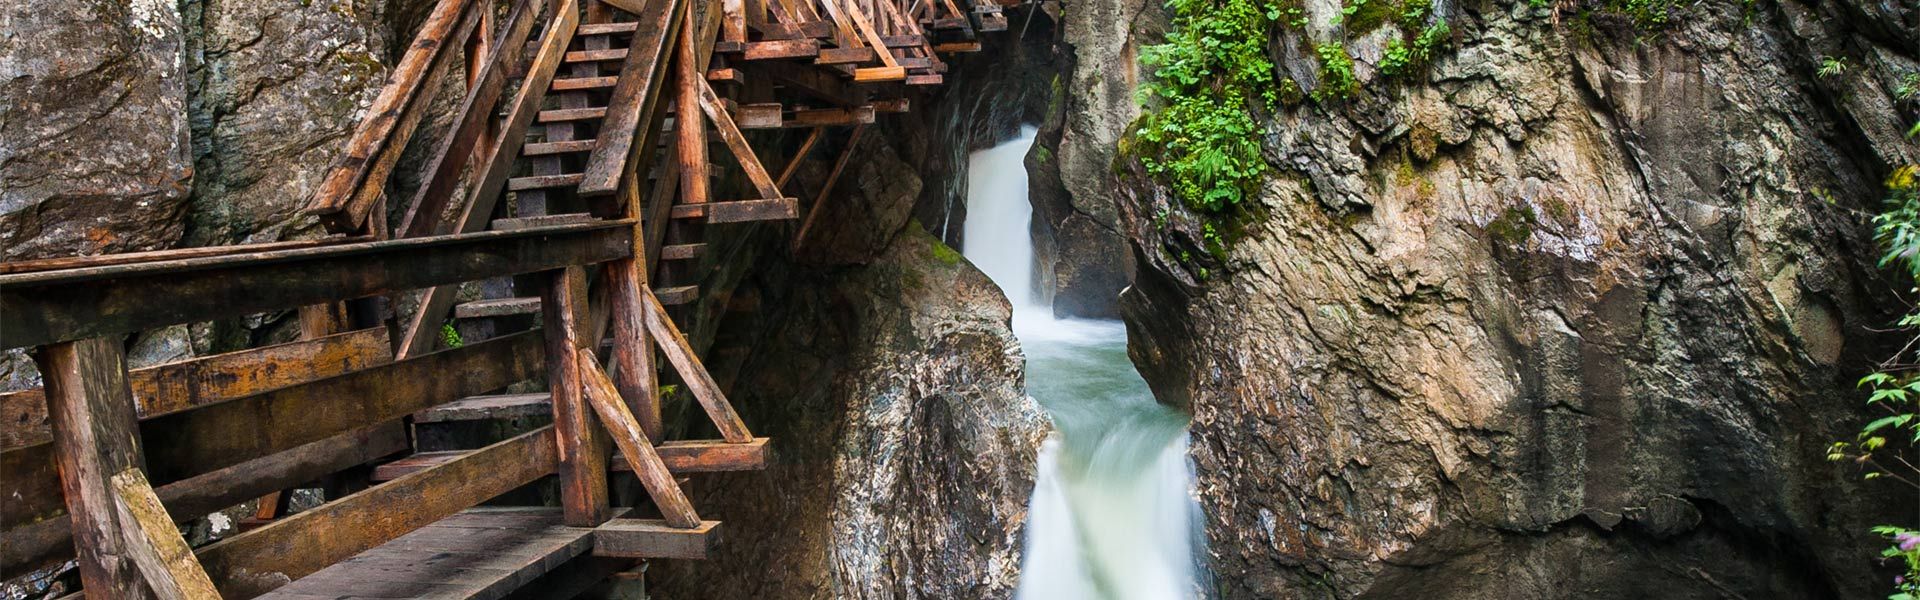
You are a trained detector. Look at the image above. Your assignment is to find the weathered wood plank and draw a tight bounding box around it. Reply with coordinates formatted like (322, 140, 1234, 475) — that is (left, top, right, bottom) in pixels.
(776, 127, 824, 187)
(1, 221, 633, 349)
(374, 437, 768, 480)
(0, 238, 368, 275)
(642, 289, 754, 442)
(2, 424, 407, 575)
(304, 0, 477, 231)
(395, 0, 543, 240)
(196, 428, 558, 599)
(577, 356, 699, 528)
(37, 338, 152, 599)
(543, 267, 614, 527)
(579, 0, 686, 196)
(743, 39, 820, 59)
(788, 105, 875, 127)
(669, 198, 799, 222)
(675, 3, 710, 208)
(252, 508, 602, 600)
(592, 519, 720, 559)
(387, 0, 581, 360)
(695, 77, 782, 199)
(2, 328, 390, 451)
(110, 469, 221, 600)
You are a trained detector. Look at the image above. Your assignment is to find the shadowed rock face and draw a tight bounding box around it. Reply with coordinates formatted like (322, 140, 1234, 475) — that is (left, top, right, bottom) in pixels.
(1057, 0, 1920, 597)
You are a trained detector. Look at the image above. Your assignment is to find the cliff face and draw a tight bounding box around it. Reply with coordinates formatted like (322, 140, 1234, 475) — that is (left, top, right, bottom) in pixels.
(1043, 0, 1919, 597)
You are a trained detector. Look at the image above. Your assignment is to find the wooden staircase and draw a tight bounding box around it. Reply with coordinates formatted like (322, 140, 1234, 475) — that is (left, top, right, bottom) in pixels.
(0, 0, 1018, 595)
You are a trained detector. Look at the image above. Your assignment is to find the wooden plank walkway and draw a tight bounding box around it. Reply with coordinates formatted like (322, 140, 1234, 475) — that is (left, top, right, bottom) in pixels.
(255, 507, 606, 600)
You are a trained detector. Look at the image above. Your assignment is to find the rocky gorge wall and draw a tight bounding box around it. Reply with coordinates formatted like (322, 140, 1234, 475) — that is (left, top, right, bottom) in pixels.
(1030, 0, 1920, 597)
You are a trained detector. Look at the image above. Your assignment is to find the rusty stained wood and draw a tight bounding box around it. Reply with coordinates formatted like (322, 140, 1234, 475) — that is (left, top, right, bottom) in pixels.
(1, 221, 632, 350)
(309, 0, 482, 233)
(694, 77, 782, 199)
(576, 354, 701, 528)
(674, 3, 710, 209)
(579, 0, 688, 196)
(195, 428, 559, 599)
(37, 338, 154, 599)
(391, 0, 582, 360)
(3, 425, 406, 575)
(641, 289, 754, 443)
(395, 0, 545, 239)
(742, 39, 820, 59)
(544, 267, 614, 527)
(109, 469, 221, 600)
(787, 105, 875, 127)
(1, 328, 390, 451)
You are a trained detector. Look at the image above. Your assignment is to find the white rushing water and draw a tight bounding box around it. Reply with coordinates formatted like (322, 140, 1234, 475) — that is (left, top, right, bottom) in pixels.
(963, 127, 1203, 600)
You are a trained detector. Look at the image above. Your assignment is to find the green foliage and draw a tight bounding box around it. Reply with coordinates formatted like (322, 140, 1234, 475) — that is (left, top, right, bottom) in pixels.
(1837, 162, 1920, 598)
(1895, 73, 1919, 103)
(1135, 0, 1281, 212)
(930, 239, 963, 266)
(1379, 20, 1451, 76)
(1340, 0, 1396, 33)
(440, 322, 464, 349)
(1819, 56, 1851, 80)
(1312, 43, 1359, 102)
(1609, 0, 1678, 28)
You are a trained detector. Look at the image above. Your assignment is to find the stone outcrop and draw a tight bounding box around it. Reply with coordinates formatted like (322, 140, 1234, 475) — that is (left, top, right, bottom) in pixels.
(1076, 0, 1920, 597)
(0, 0, 193, 260)
(650, 222, 1049, 599)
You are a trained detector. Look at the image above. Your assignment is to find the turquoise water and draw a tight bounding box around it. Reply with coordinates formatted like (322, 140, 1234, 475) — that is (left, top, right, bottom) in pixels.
(962, 127, 1201, 600)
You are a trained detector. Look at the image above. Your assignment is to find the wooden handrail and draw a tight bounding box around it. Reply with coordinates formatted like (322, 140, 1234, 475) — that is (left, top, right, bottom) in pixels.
(1, 220, 634, 349)
(577, 0, 685, 196)
(302, 0, 481, 233)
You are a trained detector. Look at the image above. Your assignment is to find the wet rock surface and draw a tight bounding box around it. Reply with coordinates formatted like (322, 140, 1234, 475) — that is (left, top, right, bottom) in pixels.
(651, 224, 1048, 599)
(1087, 1, 1920, 597)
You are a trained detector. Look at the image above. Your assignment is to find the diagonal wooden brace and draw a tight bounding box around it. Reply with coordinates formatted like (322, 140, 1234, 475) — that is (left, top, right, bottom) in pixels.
(576, 354, 702, 528)
(640, 289, 754, 443)
(111, 468, 221, 600)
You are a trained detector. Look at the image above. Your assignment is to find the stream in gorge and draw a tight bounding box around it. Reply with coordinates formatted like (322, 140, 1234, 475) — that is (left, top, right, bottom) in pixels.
(960, 127, 1204, 599)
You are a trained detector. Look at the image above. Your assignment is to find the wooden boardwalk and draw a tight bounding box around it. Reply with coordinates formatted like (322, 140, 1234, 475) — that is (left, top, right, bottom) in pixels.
(256, 509, 608, 600)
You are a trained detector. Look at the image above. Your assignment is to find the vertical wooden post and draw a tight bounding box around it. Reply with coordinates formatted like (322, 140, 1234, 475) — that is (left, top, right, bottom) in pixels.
(543, 266, 613, 526)
(36, 337, 155, 599)
(675, 5, 708, 208)
(611, 172, 662, 441)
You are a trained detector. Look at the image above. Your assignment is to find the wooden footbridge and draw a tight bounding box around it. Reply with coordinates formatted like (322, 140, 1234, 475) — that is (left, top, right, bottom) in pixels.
(0, 0, 1010, 594)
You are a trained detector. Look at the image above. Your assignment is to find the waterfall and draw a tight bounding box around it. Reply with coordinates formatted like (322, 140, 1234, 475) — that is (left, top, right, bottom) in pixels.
(962, 126, 1203, 600)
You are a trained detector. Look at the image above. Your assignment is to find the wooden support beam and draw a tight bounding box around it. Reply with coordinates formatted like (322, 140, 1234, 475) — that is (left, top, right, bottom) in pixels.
(593, 519, 720, 559)
(0, 238, 367, 275)
(777, 127, 824, 187)
(110, 469, 221, 600)
(845, 0, 902, 69)
(195, 428, 558, 599)
(1, 220, 632, 350)
(544, 267, 614, 527)
(723, 0, 746, 44)
(814, 46, 873, 65)
(743, 39, 821, 59)
(2, 424, 406, 575)
(675, 4, 710, 208)
(577, 355, 701, 528)
(36, 338, 151, 599)
(735, 103, 785, 129)
(579, 0, 685, 196)
(694, 77, 782, 199)
(395, 0, 543, 239)
(306, 0, 480, 233)
(2, 328, 389, 451)
(751, 20, 835, 39)
(374, 437, 768, 480)
(788, 105, 875, 127)
(642, 290, 754, 443)
(795, 123, 865, 249)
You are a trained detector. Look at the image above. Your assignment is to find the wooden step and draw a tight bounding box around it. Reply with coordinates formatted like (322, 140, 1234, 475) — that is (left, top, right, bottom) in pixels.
(537, 107, 608, 123)
(654, 285, 699, 306)
(906, 74, 944, 86)
(453, 297, 543, 319)
(669, 198, 799, 223)
(373, 438, 770, 481)
(577, 22, 640, 36)
(564, 48, 629, 63)
(551, 76, 619, 91)
(522, 139, 598, 156)
(413, 393, 551, 424)
(255, 508, 609, 600)
(594, 519, 721, 559)
(659, 243, 706, 261)
(744, 39, 820, 60)
(508, 173, 584, 191)
(816, 47, 873, 65)
(491, 213, 597, 231)
(978, 13, 1009, 31)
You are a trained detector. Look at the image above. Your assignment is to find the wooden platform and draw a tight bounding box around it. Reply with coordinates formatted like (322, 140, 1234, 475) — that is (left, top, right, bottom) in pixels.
(255, 508, 604, 600)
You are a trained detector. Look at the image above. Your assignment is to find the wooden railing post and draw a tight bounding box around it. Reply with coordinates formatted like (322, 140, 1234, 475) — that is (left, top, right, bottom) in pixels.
(542, 266, 614, 526)
(35, 337, 154, 599)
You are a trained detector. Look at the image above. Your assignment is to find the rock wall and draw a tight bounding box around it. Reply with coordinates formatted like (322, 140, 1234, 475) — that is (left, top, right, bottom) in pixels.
(1060, 0, 1920, 597)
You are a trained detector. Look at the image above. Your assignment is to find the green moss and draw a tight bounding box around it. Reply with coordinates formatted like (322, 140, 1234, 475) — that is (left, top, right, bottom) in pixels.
(930, 240, 963, 266)
(1487, 205, 1538, 246)
(1032, 145, 1053, 163)
(1342, 0, 1397, 35)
